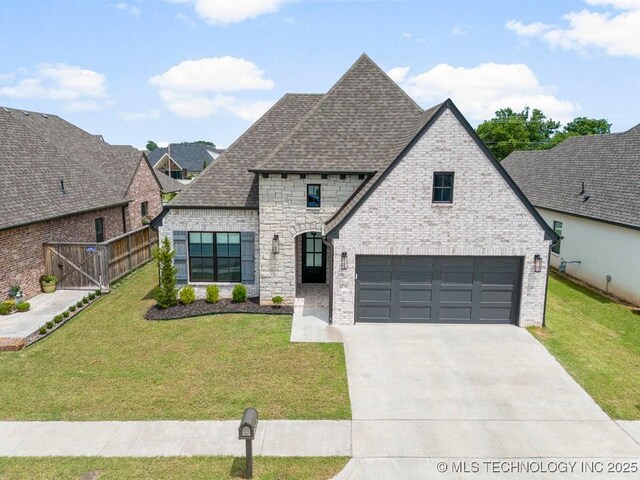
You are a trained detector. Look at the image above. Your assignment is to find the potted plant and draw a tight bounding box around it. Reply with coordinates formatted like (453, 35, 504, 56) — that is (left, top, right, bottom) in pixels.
(40, 275, 57, 293)
(8, 285, 23, 304)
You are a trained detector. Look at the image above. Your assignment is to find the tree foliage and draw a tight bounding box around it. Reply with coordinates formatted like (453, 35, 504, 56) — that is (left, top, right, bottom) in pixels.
(146, 140, 159, 151)
(155, 236, 178, 308)
(477, 108, 610, 161)
(194, 140, 216, 147)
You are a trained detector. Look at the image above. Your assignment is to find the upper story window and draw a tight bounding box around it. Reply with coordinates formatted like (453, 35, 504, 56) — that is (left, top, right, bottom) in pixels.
(552, 221, 563, 254)
(307, 184, 321, 208)
(140, 201, 148, 218)
(432, 172, 454, 203)
(95, 218, 104, 243)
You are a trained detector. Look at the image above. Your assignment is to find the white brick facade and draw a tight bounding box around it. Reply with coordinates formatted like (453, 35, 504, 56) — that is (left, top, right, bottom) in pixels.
(258, 174, 362, 303)
(159, 208, 260, 298)
(331, 109, 551, 326)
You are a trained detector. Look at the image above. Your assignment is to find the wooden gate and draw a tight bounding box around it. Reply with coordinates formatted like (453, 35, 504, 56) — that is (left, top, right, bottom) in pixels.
(44, 226, 158, 292)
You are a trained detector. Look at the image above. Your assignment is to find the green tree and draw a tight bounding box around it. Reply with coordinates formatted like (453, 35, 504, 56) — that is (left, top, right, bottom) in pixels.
(202, 159, 208, 170)
(563, 117, 611, 136)
(146, 140, 159, 151)
(477, 108, 533, 160)
(155, 236, 178, 308)
(194, 140, 216, 147)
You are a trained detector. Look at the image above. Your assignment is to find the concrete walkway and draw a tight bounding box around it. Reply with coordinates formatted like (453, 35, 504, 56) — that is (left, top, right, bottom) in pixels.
(0, 420, 351, 457)
(0, 290, 86, 340)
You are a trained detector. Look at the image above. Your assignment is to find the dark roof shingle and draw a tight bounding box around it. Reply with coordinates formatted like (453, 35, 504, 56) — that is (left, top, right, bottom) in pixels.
(502, 128, 640, 229)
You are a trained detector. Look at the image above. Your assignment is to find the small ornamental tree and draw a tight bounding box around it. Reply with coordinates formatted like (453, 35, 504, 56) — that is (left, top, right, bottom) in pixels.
(155, 236, 178, 308)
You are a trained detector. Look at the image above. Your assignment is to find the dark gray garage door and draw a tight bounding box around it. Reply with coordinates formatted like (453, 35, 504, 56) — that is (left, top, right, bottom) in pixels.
(355, 256, 522, 324)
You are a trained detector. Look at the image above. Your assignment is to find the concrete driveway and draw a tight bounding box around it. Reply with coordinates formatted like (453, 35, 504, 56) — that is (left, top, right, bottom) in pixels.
(334, 323, 640, 459)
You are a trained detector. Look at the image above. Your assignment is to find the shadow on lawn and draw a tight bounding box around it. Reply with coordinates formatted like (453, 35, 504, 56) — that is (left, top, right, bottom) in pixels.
(550, 271, 613, 305)
(230, 457, 248, 478)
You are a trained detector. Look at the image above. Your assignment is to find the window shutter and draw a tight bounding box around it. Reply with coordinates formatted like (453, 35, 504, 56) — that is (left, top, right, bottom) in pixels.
(173, 231, 188, 284)
(241, 232, 255, 284)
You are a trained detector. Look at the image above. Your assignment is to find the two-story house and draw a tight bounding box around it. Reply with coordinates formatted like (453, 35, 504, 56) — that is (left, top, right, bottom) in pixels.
(154, 55, 557, 326)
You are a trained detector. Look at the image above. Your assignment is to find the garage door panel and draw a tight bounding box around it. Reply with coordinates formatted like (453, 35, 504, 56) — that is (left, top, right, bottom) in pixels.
(356, 256, 521, 324)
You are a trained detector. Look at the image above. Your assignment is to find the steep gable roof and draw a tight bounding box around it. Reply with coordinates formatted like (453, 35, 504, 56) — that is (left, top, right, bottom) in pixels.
(148, 143, 224, 173)
(251, 54, 424, 173)
(0, 106, 137, 231)
(168, 94, 322, 209)
(325, 100, 558, 241)
(503, 126, 640, 229)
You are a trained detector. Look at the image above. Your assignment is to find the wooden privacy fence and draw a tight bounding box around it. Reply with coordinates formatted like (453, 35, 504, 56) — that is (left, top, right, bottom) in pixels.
(44, 226, 158, 292)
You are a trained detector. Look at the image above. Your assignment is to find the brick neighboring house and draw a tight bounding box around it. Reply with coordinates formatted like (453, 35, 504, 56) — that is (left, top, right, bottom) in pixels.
(0, 106, 180, 300)
(155, 55, 558, 327)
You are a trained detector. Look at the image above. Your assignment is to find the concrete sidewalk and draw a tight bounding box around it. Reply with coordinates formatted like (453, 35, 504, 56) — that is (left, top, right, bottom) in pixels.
(0, 420, 351, 457)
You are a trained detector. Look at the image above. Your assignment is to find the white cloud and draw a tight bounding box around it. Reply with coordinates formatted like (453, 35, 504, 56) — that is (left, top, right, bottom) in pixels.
(119, 109, 162, 122)
(451, 24, 469, 36)
(0, 63, 108, 111)
(150, 56, 274, 120)
(387, 66, 410, 83)
(149, 57, 274, 93)
(401, 32, 412, 38)
(506, 1, 640, 57)
(166, 0, 288, 25)
(113, 2, 141, 17)
(391, 63, 577, 123)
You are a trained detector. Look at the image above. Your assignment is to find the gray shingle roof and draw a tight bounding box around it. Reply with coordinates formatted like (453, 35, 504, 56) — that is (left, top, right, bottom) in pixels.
(252, 54, 424, 173)
(168, 94, 323, 209)
(154, 170, 184, 194)
(502, 127, 640, 229)
(148, 143, 223, 173)
(0, 106, 145, 231)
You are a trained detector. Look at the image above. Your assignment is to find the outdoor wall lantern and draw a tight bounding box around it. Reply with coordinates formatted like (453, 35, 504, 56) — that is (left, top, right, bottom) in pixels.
(272, 234, 279, 255)
(534, 254, 542, 273)
(341, 252, 348, 270)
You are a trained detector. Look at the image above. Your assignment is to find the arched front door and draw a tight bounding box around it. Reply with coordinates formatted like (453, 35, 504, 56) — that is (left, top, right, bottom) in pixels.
(301, 232, 326, 283)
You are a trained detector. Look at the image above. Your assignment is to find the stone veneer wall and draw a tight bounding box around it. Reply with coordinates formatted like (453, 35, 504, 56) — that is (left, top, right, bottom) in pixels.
(331, 109, 551, 326)
(159, 208, 260, 298)
(0, 205, 125, 300)
(258, 174, 363, 303)
(124, 159, 163, 231)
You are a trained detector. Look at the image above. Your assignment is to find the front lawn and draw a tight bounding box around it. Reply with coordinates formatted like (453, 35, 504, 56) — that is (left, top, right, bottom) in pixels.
(530, 272, 640, 419)
(0, 456, 349, 480)
(0, 264, 351, 420)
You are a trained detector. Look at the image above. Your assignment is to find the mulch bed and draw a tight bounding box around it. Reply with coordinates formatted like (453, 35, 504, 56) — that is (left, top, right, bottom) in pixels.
(145, 298, 293, 321)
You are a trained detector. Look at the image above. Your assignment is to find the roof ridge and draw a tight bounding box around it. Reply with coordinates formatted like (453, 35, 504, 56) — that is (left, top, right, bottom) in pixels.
(251, 54, 422, 172)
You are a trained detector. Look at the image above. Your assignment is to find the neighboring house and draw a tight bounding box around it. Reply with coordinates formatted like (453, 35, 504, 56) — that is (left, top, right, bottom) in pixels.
(0, 106, 169, 299)
(155, 55, 557, 326)
(503, 125, 640, 306)
(148, 142, 224, 180)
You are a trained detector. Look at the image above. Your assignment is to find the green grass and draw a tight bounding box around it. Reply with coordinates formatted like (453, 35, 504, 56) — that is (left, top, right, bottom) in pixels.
(529, 272, 640, 419)
(0, 264, 351, 421)
(0, 457, 349, 480)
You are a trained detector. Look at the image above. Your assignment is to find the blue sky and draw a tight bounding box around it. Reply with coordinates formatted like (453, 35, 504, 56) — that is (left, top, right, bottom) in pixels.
(1, 0, 639, 149)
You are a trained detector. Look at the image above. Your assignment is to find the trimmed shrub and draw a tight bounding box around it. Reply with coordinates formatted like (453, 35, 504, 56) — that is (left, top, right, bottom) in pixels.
(62, 311, 70, 318)
(39, 326, 47, 335)
(232, 284, 247, 303)
(82, 296, 89, 304)
(206, 285, 220, 304)
(46, 321, 54, 329)
(179, 286, 196, 305)
(69, 305, 77, 312)
(16, 302, 30, 312)
(0, 301, 13, 315)
(88, 292, 96, 300)
(95, 289, 102, 296)
(272, 296, 284, 305)
(76, 301, 83, 308)
(54, 315, 63, 324)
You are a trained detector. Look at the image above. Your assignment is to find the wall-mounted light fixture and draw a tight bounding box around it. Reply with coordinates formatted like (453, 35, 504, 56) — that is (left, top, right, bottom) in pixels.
(272, 234, 279, 255)
(534, 254, 542, 273)
(341, 252, 348, 270)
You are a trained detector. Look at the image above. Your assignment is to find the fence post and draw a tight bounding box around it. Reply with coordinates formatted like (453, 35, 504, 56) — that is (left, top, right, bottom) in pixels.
(127, 233, 133, 275)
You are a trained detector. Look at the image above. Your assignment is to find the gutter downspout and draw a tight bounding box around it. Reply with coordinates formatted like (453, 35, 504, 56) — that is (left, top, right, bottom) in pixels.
(322, 236, 334, 324)
(542, 238, 560, 327)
